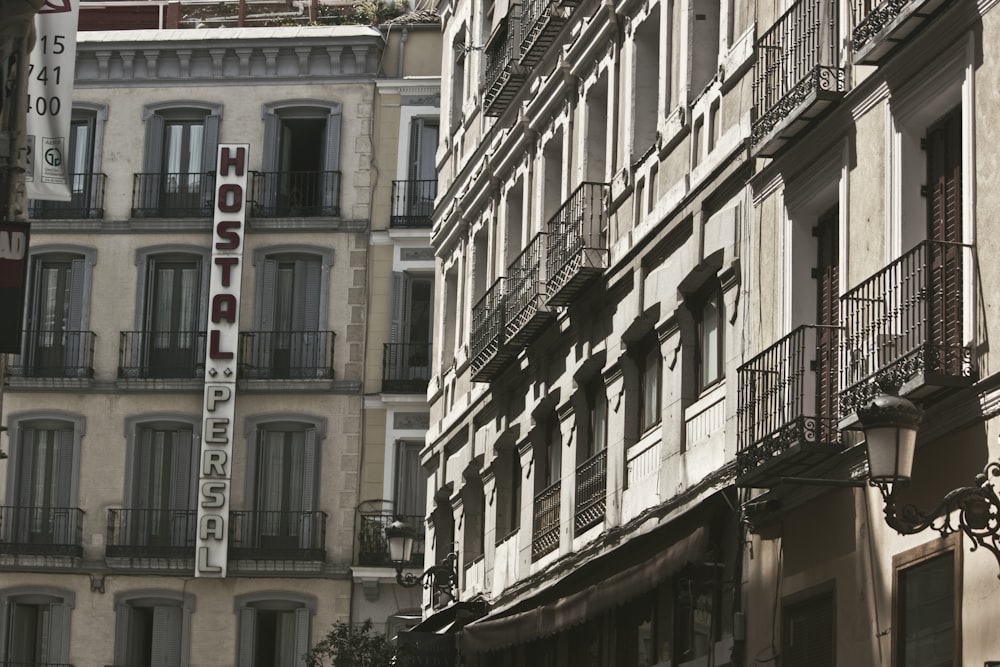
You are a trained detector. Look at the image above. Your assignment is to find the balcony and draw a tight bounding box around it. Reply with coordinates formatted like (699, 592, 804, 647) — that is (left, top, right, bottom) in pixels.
(357, 511, 425, 567)
(840, 240, 975, 421)
(382, 342, 431, 393)
(750, 0, 847, 157)
(250, 170, 341, 217)
(575, 449, 606, 534)
(390, 180, 437, 228)
(546, 182, 609, 306)
(5, 330, 95, 380)
(506, 232, 555, 348)
(736, 325, 843, 487)
(532, 480, 560, 561)
(105, 508, 196, 560)
(28, 173, 106, 219)
(0, 506, 84, 558)
(483, 5, 528, 117)
(118, 331, 206, 380)
(229, 510, 328, 561)
(131, 172, 214, 218)
(471, 277, 517, 382)
(237, 331, 335, 380)
(519, 0, 578, 66)
(852, 0, 951, 65)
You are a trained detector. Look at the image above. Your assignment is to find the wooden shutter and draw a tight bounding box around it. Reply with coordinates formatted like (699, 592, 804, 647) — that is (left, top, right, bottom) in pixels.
(814, 207, 839, 432)
(201, 113, 220, 172)
(113, 603, 132, 665)
(301, 428, 318, 513)
(142, 113, 166, 173)
(17, 428, 36, 509)
(169, 428, 195, 510)
(42, 602, 71, 664)
(54, 428, 74, 508)
(293, 607, 311, 667)
(237, 607, 257, 667)
(259, 259, 278, 332)
(322, 108, 342, 212)
(782, 592, 834, 667)
(389, 272, 406, 344)
(151, 605, 183, 667)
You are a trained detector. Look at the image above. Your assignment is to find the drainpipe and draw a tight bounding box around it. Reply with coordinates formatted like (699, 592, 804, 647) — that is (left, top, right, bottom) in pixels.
(397, 26, 409, 79)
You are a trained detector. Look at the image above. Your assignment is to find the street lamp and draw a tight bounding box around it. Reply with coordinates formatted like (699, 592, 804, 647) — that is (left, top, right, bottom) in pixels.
(385, 518, 459, 601)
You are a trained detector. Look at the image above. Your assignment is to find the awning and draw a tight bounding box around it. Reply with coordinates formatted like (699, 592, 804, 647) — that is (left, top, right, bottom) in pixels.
(462, 524, 706, 653)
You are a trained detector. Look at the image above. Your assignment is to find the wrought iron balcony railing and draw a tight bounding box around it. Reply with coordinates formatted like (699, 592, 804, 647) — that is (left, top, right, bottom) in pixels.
(519, 0, 579, 66)
(118, 330, 207, 380)
(505, 231, 555, 348)
(483, 5, 527, 117)
(229, 510, 327, 561)
(237, 331, 335, 380)
(852, 0, 950, 64)
(840, 240, 975, 420)
(131, 172, 214, 218)
(532, 480, 560, 560)
(382, 342, 431, 393)
(575, 449, 606, 534)
(2, 663, 73, 667)
(105, 508, 197, 559)
(0, 506, 84, 557)
(737, 324, 843, 486)
(250, 170, 341, 217)
(29, 172, 106, 219)
(471, 277, 516, 382)
(390, 180, 437, 228)
(5, 330, 96, 379)
(357, 511, 425, 567)
(546, 181, 610, 306)
(751, 0, 847, 156)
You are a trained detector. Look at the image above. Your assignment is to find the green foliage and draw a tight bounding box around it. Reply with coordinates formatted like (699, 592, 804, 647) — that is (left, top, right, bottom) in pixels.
(306, 619, 395, 667)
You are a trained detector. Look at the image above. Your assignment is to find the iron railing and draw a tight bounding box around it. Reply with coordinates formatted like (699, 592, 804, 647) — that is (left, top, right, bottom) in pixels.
(483, 5, 526, 116)
(546, 182, 610, 305)
(357, 511, 425, 567)
(505, 231, 551, 344)
(237, 330, 335, 380)
(250, 170, 341, 217)
(105, 508, 197, 559)
(1, 663, 73, 667)
(390, 180, 437, 228)
(5, 330, 96, 379)
(118, 330, 207, 380)
(532, 480, 560, 560)
(840, 240, 974, 417)
(0, 506, 84, 557)
(131, 172, 214, 217)
(575, 449, 606, 534)
(852, 0, 941, 56)
(470, 277, 508, 373)
(229, 510, 327, 561)
(29, 172, 106, 219)
(519, 0, 577, 65)
(737, 325, 842, 481)
(751, 0, 846, 145)
(382, 342, 432, 393)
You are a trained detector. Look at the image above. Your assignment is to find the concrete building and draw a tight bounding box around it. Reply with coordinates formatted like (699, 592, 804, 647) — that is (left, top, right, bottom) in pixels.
(0, 15, 441, 666)
(425, 0, 1000, 665)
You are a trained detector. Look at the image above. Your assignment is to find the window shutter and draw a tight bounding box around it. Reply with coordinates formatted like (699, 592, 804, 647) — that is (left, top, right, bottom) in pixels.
(302, 260, 322, 332)
(301, 428, 318, 512)
(67, 258, 86, 331)
(389, 272, 406, 344)
(142, 112, 166, 173)
(114, 603, 132, 665)
(293, 607, 311, 667)
(134, 428, 154, 509)
(151, 605, 183, 667)
(324, 108, 342, 173)
(291, 260, 309, 332)
(201, 113, 220, 172)
(170, 428, 195, 510)
(259, 259, 278, 332)
(42, 602, 71, 664)
(783, 593, 834, 667)
(17, 428, 37, 509)
(0, 599, 9, 662)
(237, 607, 257, 667)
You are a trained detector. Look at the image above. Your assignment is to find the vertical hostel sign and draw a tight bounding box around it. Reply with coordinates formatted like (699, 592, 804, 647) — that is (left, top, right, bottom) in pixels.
(196, 144, 249, 577)
(25, 0, 80, 201)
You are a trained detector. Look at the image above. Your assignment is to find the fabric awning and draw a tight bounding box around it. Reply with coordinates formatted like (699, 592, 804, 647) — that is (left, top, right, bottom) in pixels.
(461, 524, 706, 653)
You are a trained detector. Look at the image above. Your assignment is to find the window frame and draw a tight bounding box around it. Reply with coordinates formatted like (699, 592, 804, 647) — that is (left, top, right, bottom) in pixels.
(243, 414, 326, 520)
(4, 412, 84, 510)
(113, 589, 194, 667)
(634, 331, 663, 434)
(780, 582, 835, 667)
(234, 592, 315, 667)
(691, 278, 725, 393)
(0, 586, 75, 665)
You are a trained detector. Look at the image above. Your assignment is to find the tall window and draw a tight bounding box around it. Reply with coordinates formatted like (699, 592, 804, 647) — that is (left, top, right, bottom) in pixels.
(251, 425, 319, 550)
(782, 589, 834, 667)
(8, 424, 74, 545)
(896, 550, 957, 667)
(394, 441, 426, 519)
(138, 104, 219, 217)
(693, 280, 724, 391)
(496, 447, 521, 540)
(237, 598, 312, 667)
(585, 378, 608, 460)
(636, 333, 662, 433)
(389, 273, 434, 376)
(145, 255, 202, 378)
(129, 423, 197, 548)
(631, 8, 661, 157)
(256, 254, 324, 377)
(23, 253, 86, 376)
(0, 590, 73, 665)
(450, 29, 467, 130)
(542, 414, 562, 489)
(114, 596, 189, 667)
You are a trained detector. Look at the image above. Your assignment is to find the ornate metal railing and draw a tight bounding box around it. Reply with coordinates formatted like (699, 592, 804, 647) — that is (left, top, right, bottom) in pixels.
(737, 324, 842, 482)
(390, 179, 437, 228)
(5, 330, 96, 379)
(250, 170, 341, 217)
(519, 0, 577, 66)
(0, 506, 84, 557)
(483, 5, 526, 116)
(575, 450, 606, 533)
(505, 231, 551, 345)
(751, 0, 846, 147)
(229, 510, 328, 561)
(131, 172, 214, 217)
(840, 240, 974, 418)
(546, 181, 610, 305)
(29, 172, 106, 219)
(237, 331, 335, 380)
(357, 511, 425, 567)
(118, 330, 207, 380)
(470, 277, 508, 378)
(532, 480, 560, 560)
(106, 508, 197, 559)
(382, 342, 432, 393)
(852, 0, 945, 59)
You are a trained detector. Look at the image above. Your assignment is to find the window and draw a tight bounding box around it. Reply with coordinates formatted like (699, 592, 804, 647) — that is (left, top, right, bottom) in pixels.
(254, 252, 326, 378)
(689, 0, 721, 96)
(29, 105, 107, 219)
(495, 446, 521, 541)
(895, 544, 958, 667)
(0, 589, 73, 665)
(782, 589, 834, 667)
(462, 473, 486, 562)
(631, 8, 661, 157)
(237, 595, 314, 667)
(20, 251, 88, 377)
(692, 280, 724, 391)
(389, 272, 433, 383)
(542, 413, 562, 489)
(145, 254, 203, 378)
(394, 441, 427, 520)
(450, 28, 467, 130)
(635, 332, 662, 433)
(114, 593, 192, 667)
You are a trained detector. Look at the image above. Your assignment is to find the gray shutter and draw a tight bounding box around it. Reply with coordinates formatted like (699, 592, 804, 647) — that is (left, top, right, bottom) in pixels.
(259, 259, 278, 331)
(323, 109, 342, 212)
(142, 113, 165, 173)
(54, 429, 75, 543)
(170, 429, 195, 510)
(293, 607, 311, 667)
(114, 603, 132, 665)
(262, 111, 280, 171)
(201, 113, 220, 172)
(67, 258, 87, 373)
(0, 599, 9, 662)
(238, 607, 257, 667)
(151, 605, 183, 667)
(302, 260, 322, 331)
(299, 428, 317, 548)
(135, 428, 153, 509)
(17, 428, 36, 508)
(42, 602, 71, 664)
(389, 272, 406, 344)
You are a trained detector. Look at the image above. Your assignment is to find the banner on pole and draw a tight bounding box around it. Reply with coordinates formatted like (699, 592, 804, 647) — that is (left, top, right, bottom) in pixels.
(25, 0, 79, 202)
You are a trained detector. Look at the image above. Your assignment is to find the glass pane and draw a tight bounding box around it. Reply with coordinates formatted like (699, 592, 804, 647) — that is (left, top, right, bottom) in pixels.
(699, 291, 722, 388)
(901, 553, 954, 667)
(641, 346, 661, 431)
